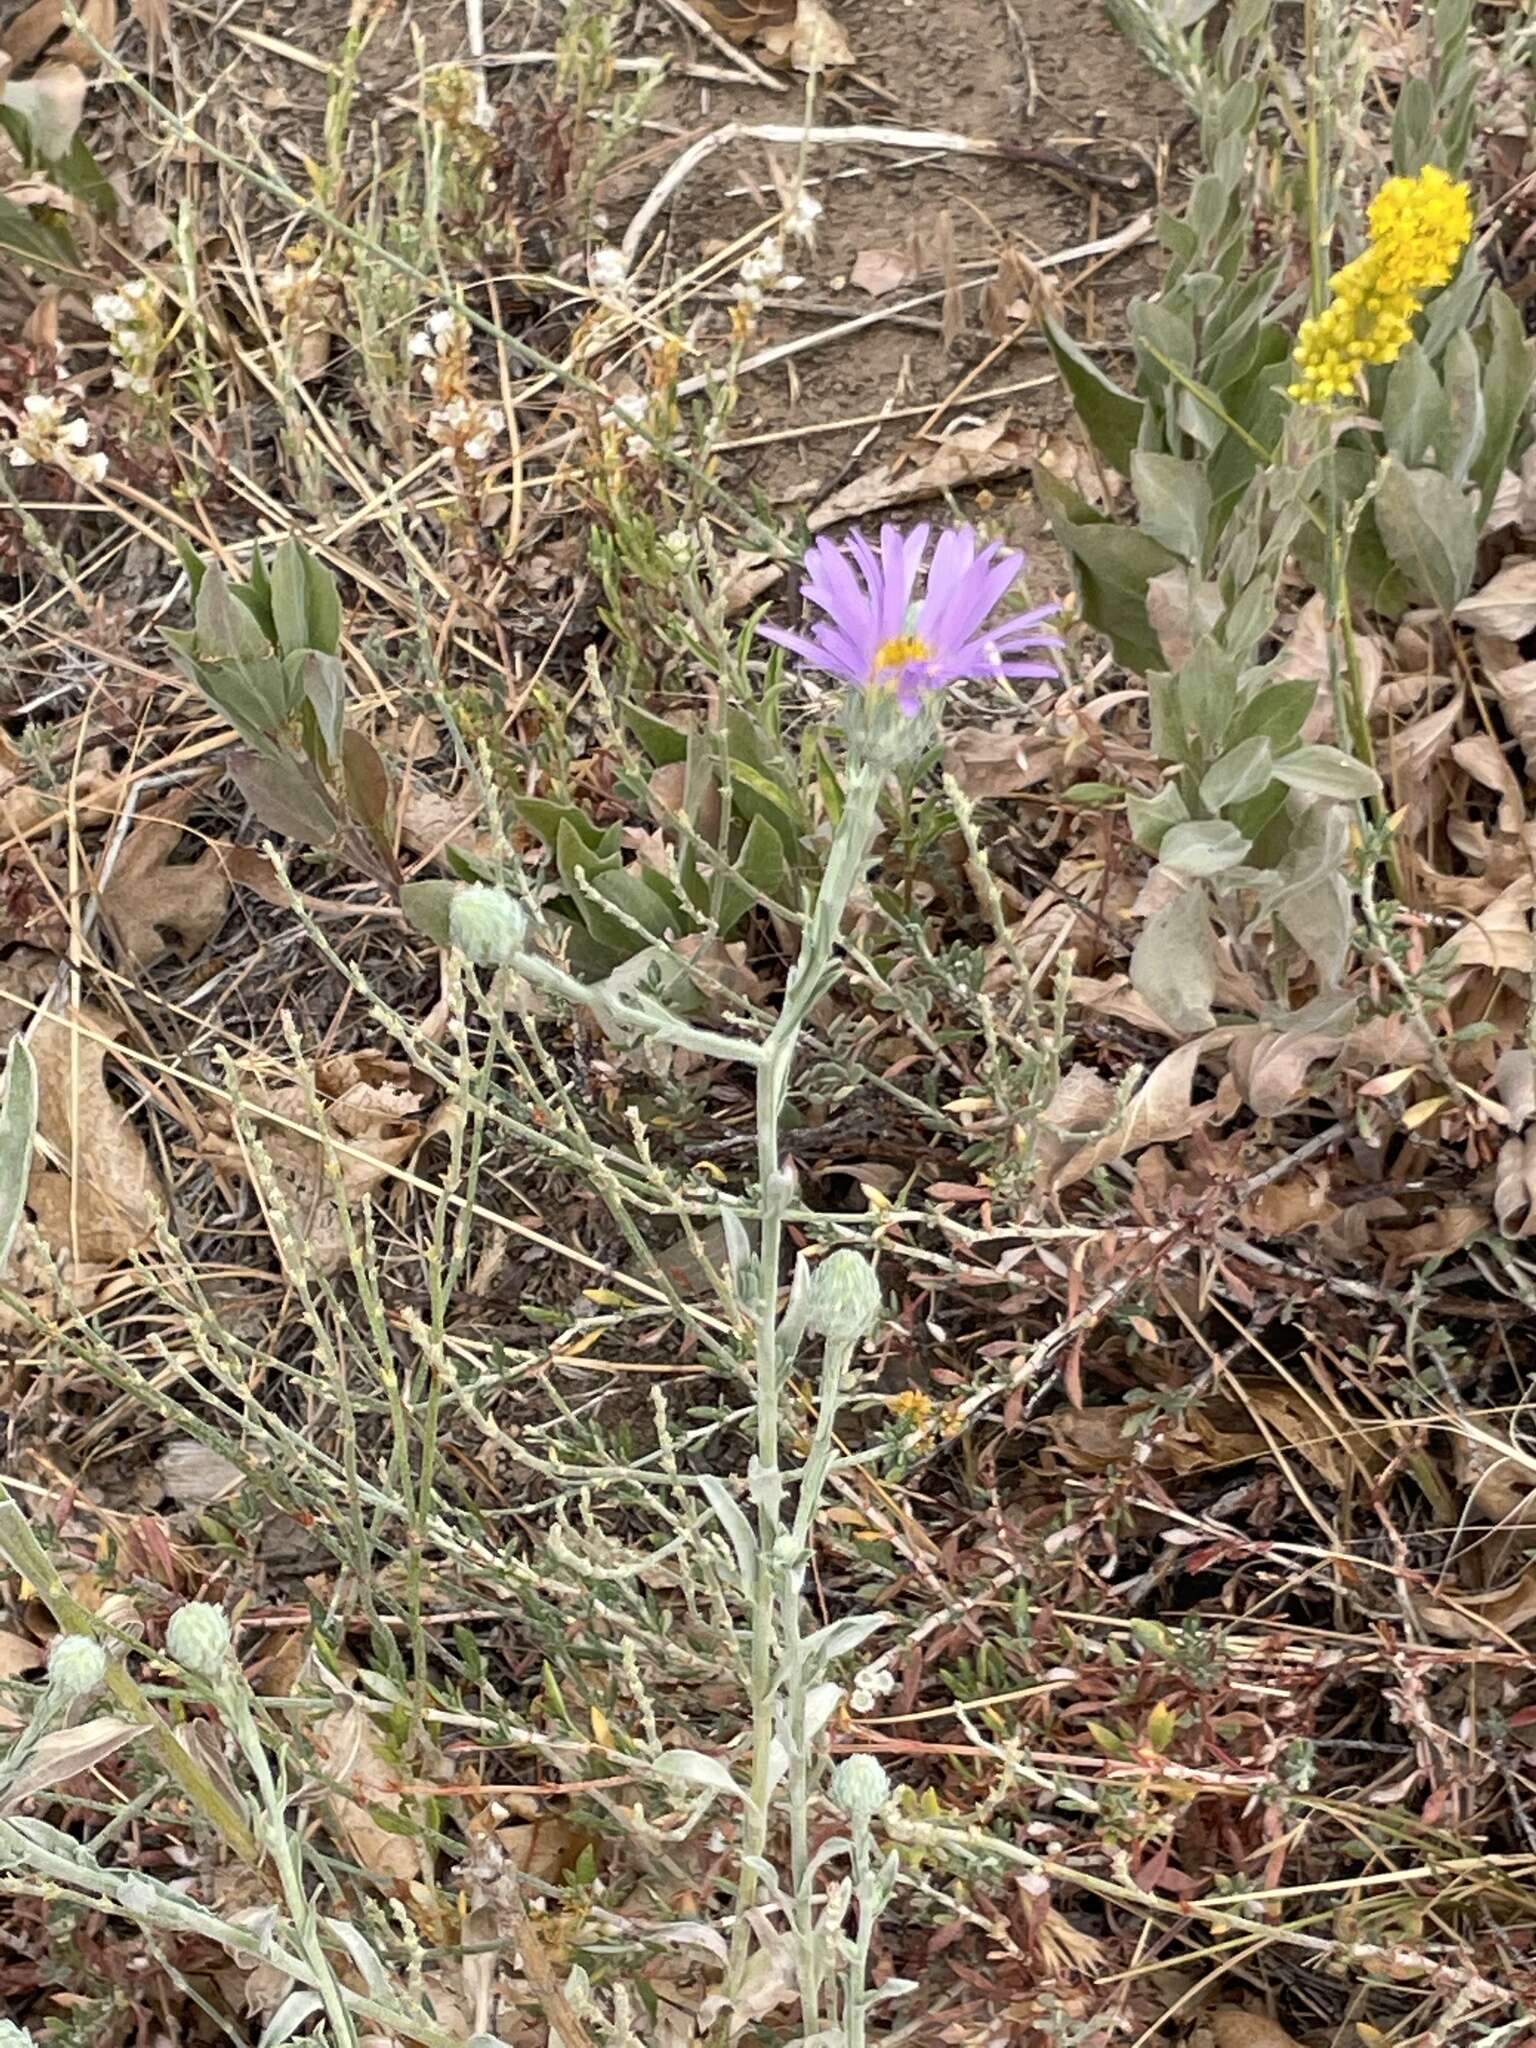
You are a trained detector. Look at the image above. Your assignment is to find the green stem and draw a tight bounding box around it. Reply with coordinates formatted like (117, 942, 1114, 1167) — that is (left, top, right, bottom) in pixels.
(727, 762, 884, 2005)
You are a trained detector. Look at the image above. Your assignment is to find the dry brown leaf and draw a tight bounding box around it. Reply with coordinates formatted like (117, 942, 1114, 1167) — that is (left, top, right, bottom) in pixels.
(1377, 1204, 1486, 1260)
(1453, 730, 1526, 832)
(1490, 660, 1536, 768)
(207, 1056, 426, 1275)
(1227, 1025, 1343, 1116)
(1052, 1037, 1226, 1190)
(849, 247, 913, 297)
(1237, 1380, 1384, 1492)
(398, 784, 493, 863)
(757, 0, 852, 73)
(1444, 876, 1535, 973)
(0, 733, 113, 843)
(1, 0, 115, 68)
(1454, 556, 1536, 640)
(100, 792, 230, 969)
(1495, 1128, 1536, 1235)
(0, 1716, 140, 1807)
(1046, 1406, 1263, 1476)
(688, 0, 793, 42)
(1277, 592, 1383, 740)
(1416, 1570, 1536, 1644)
(1241, 1169, 1339, 1237)
(0, 956, 164, 1279)
(809, 419, 1035, 531)
(0, 1630, 42, 1678)
(158, 1438, 244, 1508)
(1205, 2014, 1305, 2048)
(944, 727, 1041, 799)
(311, 1703, 428, 1889)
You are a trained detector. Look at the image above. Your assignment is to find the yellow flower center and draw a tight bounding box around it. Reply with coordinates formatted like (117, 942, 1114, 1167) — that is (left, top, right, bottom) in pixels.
(873, 634, 932, 675)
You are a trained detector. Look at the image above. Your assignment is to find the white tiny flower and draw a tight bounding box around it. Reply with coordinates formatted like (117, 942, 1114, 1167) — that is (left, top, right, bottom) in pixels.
(409, 328, 433, 357)
(660, 527, 691, 563)
(463, 432, 492, 463)
(485, 407, 505, 436)
(7, 446, 33, 468)
(22, 393, 54, 420)
(739, 237, 785, 290)
(123, 277, 153, 303)
(77, 451, 108, 483)
(93, 292, 131, 327)
(62, 417, 90, 448)
(785, 188, 823, 240)
(429, 307, 457, 336)
(589, 245, 629, 293)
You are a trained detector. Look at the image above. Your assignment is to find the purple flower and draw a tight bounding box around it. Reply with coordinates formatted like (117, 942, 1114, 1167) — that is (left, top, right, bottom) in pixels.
(760, 522, 1061, 716)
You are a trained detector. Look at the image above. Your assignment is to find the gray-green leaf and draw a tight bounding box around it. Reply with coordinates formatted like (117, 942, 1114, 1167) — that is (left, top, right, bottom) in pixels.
(1130, 885, 1216, 1033)
(1199, 735, 1274, 812)
(1374, 460, 1477, 614)
(0, 1037, 37, 1278)
(1159, 819, 1250, 877)
(1272, 744, 1381, 800)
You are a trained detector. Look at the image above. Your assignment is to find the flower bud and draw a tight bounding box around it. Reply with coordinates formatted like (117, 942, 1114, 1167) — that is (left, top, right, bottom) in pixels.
(47, 1634, 107, 1700)
(449, 884, 527, 967)
(806, 1249, 882, 1342)
(166, 1601, 232, 1679)
(831, 1752, 890, 1820)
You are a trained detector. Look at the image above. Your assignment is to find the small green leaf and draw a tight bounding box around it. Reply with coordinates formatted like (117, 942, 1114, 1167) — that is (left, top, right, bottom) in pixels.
(1374, 460, 1477, 614)
(1130, 450, 1212, 568)
(1473, 287, 1535, 525)
(0, 191, 75, 273)
(0, 1037, 37, 1279)
(196, 566, 272, 663)
(173, 536, 208, 601)
(229, 751, 339, 844)
(303, 546, 342, 655)
(1199, 735, 1273, 812)
(626, 701, 689, 766)
(1159, 818, 1250, 877)
(1042, 311, 1146, 474)
(1225, 677, 1316, 753)
(1272, 744, 1381, 800)
(1126, 780, 1189, 854)
(718, 812, 790, 931)
(400, 880, 460, 948)
(297, 651, 347, 764)
(516, 796, 612, 859)
(1035, 464, 1178, 676)
(270, 537, 311, 658)
(341, 730, 393, 853)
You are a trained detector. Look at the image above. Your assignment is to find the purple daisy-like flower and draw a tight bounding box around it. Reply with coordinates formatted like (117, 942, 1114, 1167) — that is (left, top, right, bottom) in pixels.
(760, 522, 1061, 715)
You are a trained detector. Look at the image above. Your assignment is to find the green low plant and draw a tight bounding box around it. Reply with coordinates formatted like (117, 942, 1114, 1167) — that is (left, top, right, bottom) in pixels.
(164, 538, 398, 885)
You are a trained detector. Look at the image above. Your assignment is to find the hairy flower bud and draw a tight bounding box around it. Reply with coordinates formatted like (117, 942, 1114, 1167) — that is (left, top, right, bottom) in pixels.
(47, 1634, 107, 1700)
(166, 1601, 232, 1679)
(449, 884, 528, 966)
(831, 1752, 890, 1820)
(806, 1248, 882, 1342)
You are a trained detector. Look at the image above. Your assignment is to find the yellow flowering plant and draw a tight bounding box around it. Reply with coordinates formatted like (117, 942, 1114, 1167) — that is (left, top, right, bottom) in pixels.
(1289, 167, 1474, 406)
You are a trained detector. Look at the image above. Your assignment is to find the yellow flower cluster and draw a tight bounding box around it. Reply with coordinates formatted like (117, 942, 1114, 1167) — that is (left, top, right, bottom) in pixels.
(1289, 166, 1473, 406)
